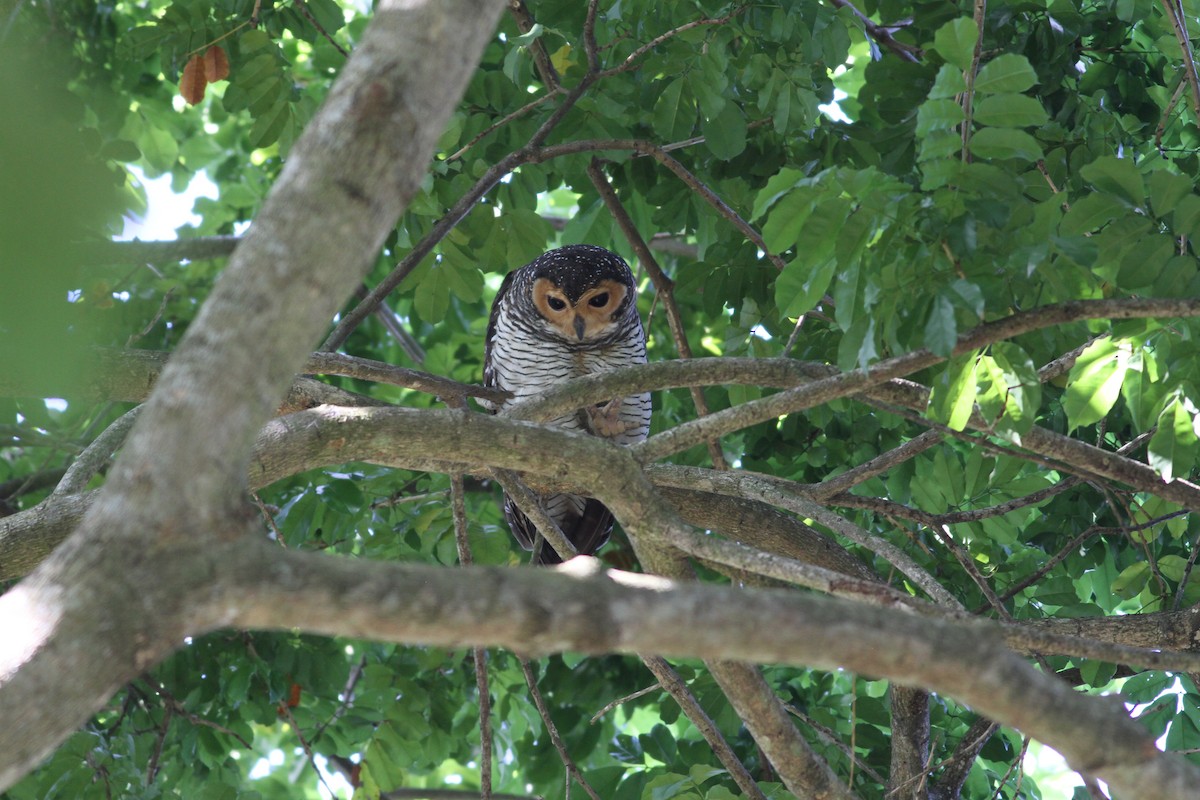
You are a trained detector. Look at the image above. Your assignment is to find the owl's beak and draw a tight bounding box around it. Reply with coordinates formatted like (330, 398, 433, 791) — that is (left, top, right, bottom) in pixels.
(574, 315, 586, 340)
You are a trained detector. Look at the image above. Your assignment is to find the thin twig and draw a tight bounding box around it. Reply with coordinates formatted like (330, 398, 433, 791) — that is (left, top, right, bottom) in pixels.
(783, 702, 887, 787)
(277, 700, 339, 799)
(508, 0, 560, 89)
(811, 429, 943, 499)
(824, 0, 921, 62)
(586, 158, 728, 470)
(1160, 0, 1200, 120)
(452, 473, 493, 799)
(448, 89, 564, 161)
(52, 406, 142, 497)
(924, 718, 998, 799)
(293, 0, 349, 57)
(251, 490, 287, 548)
(304, 351, 505, 405)
(986, 736, 1029, 800)
(520, 660, 603, 800)
(1156, 78, 1187, 152)
(641, 656, 769, 800)
(589, 683, 659, 723)
(145, 707, 172, 785)
(143, 679, 253, 748)
(961, 0, 987, 161)
(597, 6, 748, 77)
(125, 288, 174, 347)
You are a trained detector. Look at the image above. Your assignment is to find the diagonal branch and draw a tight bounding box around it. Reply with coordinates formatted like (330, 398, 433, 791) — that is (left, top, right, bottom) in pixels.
(824, 0, 921, 62)
(0, 0, 509, 789)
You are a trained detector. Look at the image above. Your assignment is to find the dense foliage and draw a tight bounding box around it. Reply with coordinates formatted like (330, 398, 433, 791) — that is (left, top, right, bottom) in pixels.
(5, 0, 1200, 798)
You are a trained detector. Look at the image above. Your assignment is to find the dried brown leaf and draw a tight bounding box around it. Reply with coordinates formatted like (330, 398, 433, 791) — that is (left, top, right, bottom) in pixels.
(180, 54, 207, 105)
(203, 45, 230, 83)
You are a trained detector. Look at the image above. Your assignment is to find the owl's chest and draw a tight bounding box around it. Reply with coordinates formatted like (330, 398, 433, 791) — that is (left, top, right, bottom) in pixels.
(492, 334, 621, 396)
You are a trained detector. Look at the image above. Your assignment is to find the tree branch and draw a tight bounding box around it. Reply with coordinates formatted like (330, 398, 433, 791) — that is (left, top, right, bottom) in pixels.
(211, 545, 1200, 800)
(0, 0, 507, 788)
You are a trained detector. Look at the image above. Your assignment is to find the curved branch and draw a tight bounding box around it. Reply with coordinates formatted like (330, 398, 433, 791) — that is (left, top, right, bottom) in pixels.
(6, 404, 1200, 674)
(212, 544, 1200, 800)
(50, 406, 141, 497)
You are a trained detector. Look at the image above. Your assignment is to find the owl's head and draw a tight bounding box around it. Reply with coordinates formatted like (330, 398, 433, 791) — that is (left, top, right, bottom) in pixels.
(524, 245, 637, 342)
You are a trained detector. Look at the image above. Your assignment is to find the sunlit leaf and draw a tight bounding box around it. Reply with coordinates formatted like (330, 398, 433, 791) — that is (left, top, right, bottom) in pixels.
(928, 354, 980, 431)
(1148, 394, 1200, 481)
(1064, 338, 1130, 431)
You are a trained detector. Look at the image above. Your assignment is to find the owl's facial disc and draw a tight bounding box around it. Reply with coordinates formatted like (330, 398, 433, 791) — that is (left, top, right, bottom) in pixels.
(532, 278, 628, 341)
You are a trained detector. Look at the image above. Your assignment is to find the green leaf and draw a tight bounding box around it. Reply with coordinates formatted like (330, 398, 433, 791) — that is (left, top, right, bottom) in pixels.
(761, 188, 817, 252)
(444, 261, 484, 302)
(1147, 170, 1193, 217)
(414, 263, 450, 321)
(775, 255, 836, 318)
(1148, 395, 1200, 481)
(1060, 193, 1126, 235)
(240, 28, 272, 53)
(1080, 156, 1145, 206)
(139, 122, 180, 172)
(928, 355, 979, 432)
(773, 83, 792, 134)
(1111, 561, 1150, 599)
(932, 17, 978, 70)
(702, 101, 747, 160)
(1063, 338, 1130, 431)
(977, 343, 1041, 435)
(752, 168, 806, 220)
(306, 0, 346, 33)
(1118, 233, 1176, 290)
(943, 279, 984, 317)
(923, 293, 957, 357)
(972, 93, 1048, 127)
(928, 64, 968, 99)
(968, 128, 1042, 162)
(1159, 554, 1190, 583)
(248, 96, 292, 148)
(916, 98, 964, 136)
(512, 22, 544, 45)
(689, 69, 726, 120)
(1151, 255, 1199, 297)
(118, 24, 176, 61)
(653, 79, 694, 142)
(918, 130, 962, 163)
(688, 765, 726, 785)
(1172, 193, 1200, 238)
(974, 54, 1038, 93)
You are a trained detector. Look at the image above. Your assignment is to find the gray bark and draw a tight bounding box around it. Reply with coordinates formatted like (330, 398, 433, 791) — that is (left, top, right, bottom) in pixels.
(0, 0, 506, 788)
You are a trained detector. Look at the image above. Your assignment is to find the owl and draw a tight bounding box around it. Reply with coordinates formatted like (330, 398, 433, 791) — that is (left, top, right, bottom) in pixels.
(483, 244, 651, 564)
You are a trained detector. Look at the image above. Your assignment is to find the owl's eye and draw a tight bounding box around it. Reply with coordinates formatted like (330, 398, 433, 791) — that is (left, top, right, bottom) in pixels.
(588, 292, 609, 308)
(547, 296, 567, 311)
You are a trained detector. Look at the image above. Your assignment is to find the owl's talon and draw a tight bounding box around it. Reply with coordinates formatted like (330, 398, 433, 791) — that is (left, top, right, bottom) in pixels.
(586, 398, 637, 437)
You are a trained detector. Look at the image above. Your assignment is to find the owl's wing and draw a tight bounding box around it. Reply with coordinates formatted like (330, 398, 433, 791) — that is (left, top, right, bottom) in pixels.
(533, 499, 614, 566)
(482, 269, 518, 399)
